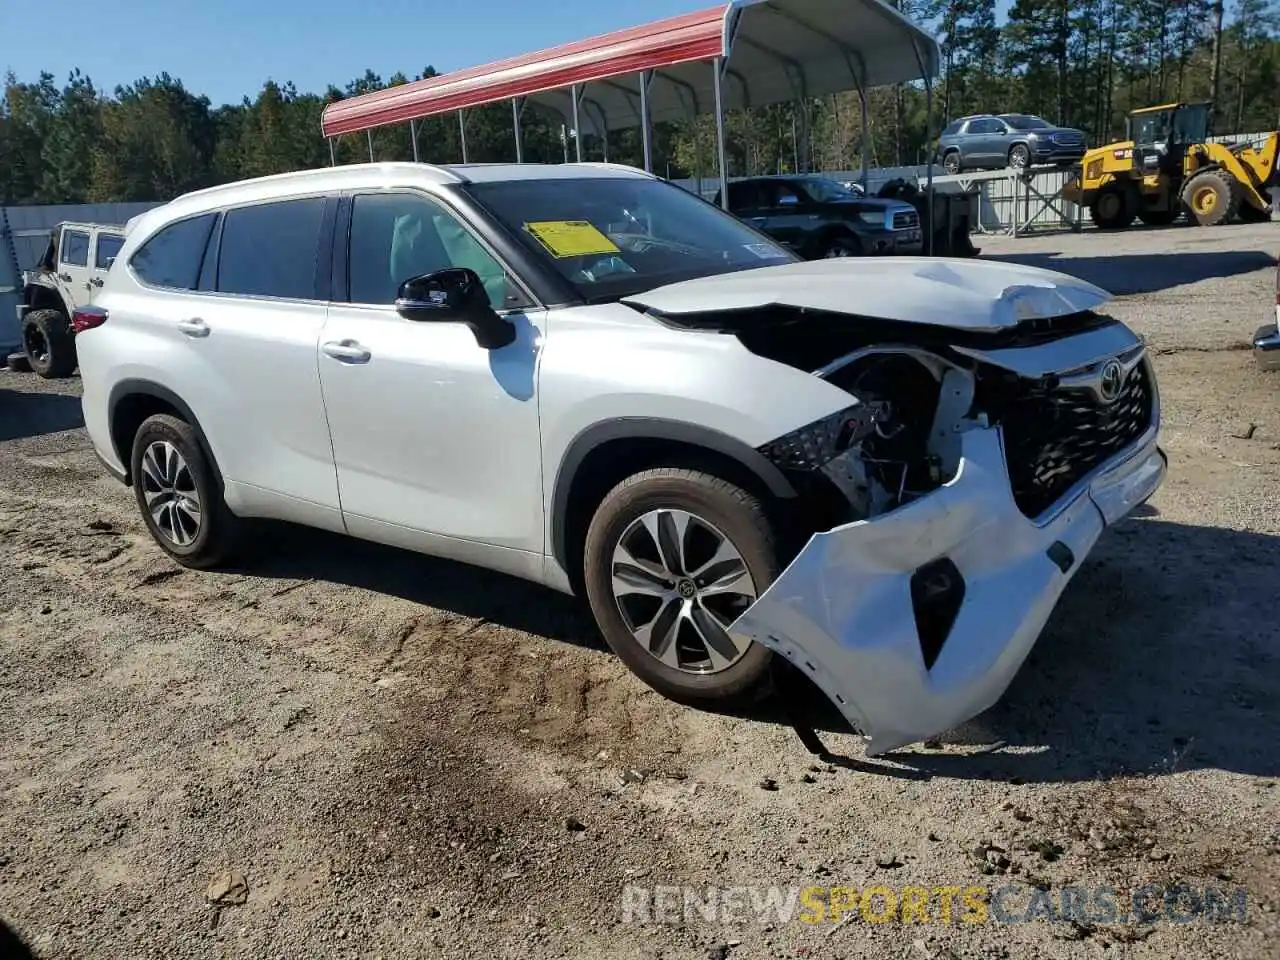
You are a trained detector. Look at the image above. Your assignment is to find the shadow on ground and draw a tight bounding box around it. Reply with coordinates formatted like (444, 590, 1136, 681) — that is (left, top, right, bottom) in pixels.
(243, 508, 1279, 786)
(0, 389, 84, 443)
(985, 248, 1276, 295)
(234, 522, 605, 653)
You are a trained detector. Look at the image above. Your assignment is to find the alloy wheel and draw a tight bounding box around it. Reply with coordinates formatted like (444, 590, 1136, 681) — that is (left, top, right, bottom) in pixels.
(140, 440, 202, 546)
(610, 509, 758, 674)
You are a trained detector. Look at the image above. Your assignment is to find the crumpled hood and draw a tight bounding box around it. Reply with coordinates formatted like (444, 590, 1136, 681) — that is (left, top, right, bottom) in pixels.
(623, 257, 1112, 330)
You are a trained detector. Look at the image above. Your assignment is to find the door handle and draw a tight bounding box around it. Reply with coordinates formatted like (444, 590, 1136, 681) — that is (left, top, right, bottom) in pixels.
(89, 277, 104, 288)
(176, 317, 210, 338)
(750, 217, 766, 225)
(58, 273, 72, 282)
(322, 340, 371, 364)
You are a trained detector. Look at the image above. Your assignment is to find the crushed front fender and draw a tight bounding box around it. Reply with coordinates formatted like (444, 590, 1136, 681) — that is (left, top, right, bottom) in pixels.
(729, 426, 1166, 756)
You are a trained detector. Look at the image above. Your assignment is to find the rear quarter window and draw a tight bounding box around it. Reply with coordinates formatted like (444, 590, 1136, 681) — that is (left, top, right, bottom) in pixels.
(216, 198, 326, 300)
(942, 121, 963, 136)
(95, 234, 124, 269)
(130, 214, 218, 290)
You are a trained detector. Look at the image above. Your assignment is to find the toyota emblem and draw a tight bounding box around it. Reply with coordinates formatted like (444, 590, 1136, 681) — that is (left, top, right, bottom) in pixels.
(1099, 359, 1125, 403)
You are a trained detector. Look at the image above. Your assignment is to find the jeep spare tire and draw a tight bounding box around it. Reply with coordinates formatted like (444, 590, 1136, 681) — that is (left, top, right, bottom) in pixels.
(21, 309, 77, 379)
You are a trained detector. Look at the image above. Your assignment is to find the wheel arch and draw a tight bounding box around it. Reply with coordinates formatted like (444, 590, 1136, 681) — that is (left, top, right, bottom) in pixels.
(549, 418, 797, 590)
(107, 380, 223, 489)
(23, 283, 64, 313)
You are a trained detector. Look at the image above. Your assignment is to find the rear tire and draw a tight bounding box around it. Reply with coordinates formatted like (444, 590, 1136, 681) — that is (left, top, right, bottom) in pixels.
(1181, 169, 1239, 226)
(582, 468, 778, 708)
(21, 309, 76, 379)
(1090, 184, 1137, 229)
(130, 414, 242, 570)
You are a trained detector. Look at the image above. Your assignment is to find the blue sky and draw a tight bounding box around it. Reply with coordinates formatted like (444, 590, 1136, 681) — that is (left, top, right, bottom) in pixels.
(4, 0, 1013, 107)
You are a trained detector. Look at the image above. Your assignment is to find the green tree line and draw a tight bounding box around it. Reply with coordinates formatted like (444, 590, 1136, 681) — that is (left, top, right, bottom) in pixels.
(2, 0, 1277, 206)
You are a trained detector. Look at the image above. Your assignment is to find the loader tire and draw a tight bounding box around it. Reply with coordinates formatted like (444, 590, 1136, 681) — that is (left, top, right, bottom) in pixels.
(1090, 185, 1137, 229)
(1182, 169, 1240, 226)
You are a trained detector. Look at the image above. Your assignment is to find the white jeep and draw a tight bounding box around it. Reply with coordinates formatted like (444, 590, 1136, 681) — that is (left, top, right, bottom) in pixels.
(15, 221, 125, 378)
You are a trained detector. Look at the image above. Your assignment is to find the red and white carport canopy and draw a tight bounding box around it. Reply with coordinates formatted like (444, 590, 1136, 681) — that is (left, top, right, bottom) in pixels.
(319, 0, 940, 141)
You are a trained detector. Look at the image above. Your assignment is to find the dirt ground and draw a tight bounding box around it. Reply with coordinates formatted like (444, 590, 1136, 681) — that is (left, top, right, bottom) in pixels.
(1, 221, 1278, 960)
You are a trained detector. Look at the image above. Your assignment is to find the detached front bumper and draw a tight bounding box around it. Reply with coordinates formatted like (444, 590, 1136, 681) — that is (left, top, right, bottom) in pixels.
(1254, 319, 1280, 371)
(730, 425, 1166, 756)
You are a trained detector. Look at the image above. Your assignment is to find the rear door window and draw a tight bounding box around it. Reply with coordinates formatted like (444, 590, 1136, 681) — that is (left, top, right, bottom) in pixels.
(130, 213, 218, 290)
(60, 230, 90, 267)
(216, 198, 327, 300)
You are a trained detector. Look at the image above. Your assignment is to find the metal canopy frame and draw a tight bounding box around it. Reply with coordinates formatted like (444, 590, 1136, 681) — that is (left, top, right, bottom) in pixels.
(321, 0, 940, 246)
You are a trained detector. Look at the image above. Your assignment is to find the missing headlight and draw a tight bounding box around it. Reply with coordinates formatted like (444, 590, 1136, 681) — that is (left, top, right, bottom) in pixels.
(756, 403, 887, 472)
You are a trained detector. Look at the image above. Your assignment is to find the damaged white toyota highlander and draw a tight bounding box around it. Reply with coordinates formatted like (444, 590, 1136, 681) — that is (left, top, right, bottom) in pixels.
(76, 162, 1166, 754)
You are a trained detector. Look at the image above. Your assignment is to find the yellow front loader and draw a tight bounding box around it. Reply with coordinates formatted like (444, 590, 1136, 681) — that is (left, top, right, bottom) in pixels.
(1062, 102, 1279, 229)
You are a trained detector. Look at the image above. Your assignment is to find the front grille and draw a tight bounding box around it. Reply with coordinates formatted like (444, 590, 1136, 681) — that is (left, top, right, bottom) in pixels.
(1002, 358, 1155, 518)
(892, 210, 920, 230)
(1053, 133, 1083, 145)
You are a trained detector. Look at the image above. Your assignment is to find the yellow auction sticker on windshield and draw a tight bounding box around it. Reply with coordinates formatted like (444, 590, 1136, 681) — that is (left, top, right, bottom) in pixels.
(524, 220, 619, 258)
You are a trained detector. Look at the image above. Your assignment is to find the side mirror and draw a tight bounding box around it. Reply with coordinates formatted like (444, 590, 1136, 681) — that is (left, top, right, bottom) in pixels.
(395, 267, 515, 350)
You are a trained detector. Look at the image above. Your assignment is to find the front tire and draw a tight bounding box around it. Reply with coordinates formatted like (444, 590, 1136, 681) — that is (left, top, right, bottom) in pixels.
(582, 469, 778, 708)
(1182, 169, 1239, 226)
(820, 234, 862, 259)
(22, 309, 76, 379)
(130, 414, 241, 569)
(1008, 143, 1031, 170)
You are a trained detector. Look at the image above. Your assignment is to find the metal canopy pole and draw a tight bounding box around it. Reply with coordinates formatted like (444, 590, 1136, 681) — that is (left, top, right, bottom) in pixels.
(410, 119, 419, 162)
(910, 41, 936, 256)
(639, 70, 654, 173)
(570, 84, 583, 162)
(512, 98, 525, 163)
(459, 110, 469, 163)
(328, 139, 336, 166)
(367, 129, 375, 162)
(856, 79, 869, 191)
(712, 57, 730, 209)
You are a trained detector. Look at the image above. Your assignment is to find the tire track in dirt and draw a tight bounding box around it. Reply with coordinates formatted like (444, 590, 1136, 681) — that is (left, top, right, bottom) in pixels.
(0, 460, 698, 775)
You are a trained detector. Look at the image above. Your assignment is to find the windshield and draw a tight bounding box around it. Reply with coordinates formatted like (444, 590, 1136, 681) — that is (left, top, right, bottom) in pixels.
(1132, 112, 1170, 145)
(1002, 115, 1052, 130)
(464, 177, 798, 302)
(798, 177, 864, 202)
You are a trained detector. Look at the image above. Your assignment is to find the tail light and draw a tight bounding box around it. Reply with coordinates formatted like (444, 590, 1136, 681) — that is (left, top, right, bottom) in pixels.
(71, 305, 108, 334)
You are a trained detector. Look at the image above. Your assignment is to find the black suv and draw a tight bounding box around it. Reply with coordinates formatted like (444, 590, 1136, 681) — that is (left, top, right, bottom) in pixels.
(936, 114, 1087, 174)
(715, 175, 923, 259)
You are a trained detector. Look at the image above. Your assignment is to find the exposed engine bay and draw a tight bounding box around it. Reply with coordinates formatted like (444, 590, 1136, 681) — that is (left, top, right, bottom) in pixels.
(646, 303, 1156, 542)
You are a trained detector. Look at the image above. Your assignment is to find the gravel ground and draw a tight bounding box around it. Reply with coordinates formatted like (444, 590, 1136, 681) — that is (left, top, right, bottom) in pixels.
(1, 222, 1278, 959)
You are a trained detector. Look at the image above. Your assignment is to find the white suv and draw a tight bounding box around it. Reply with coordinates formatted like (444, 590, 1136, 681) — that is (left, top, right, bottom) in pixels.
(76, 162, 1166, 754)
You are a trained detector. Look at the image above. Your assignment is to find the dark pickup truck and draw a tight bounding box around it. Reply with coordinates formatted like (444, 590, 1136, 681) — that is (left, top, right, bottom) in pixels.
(715, 175, 924, 259)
